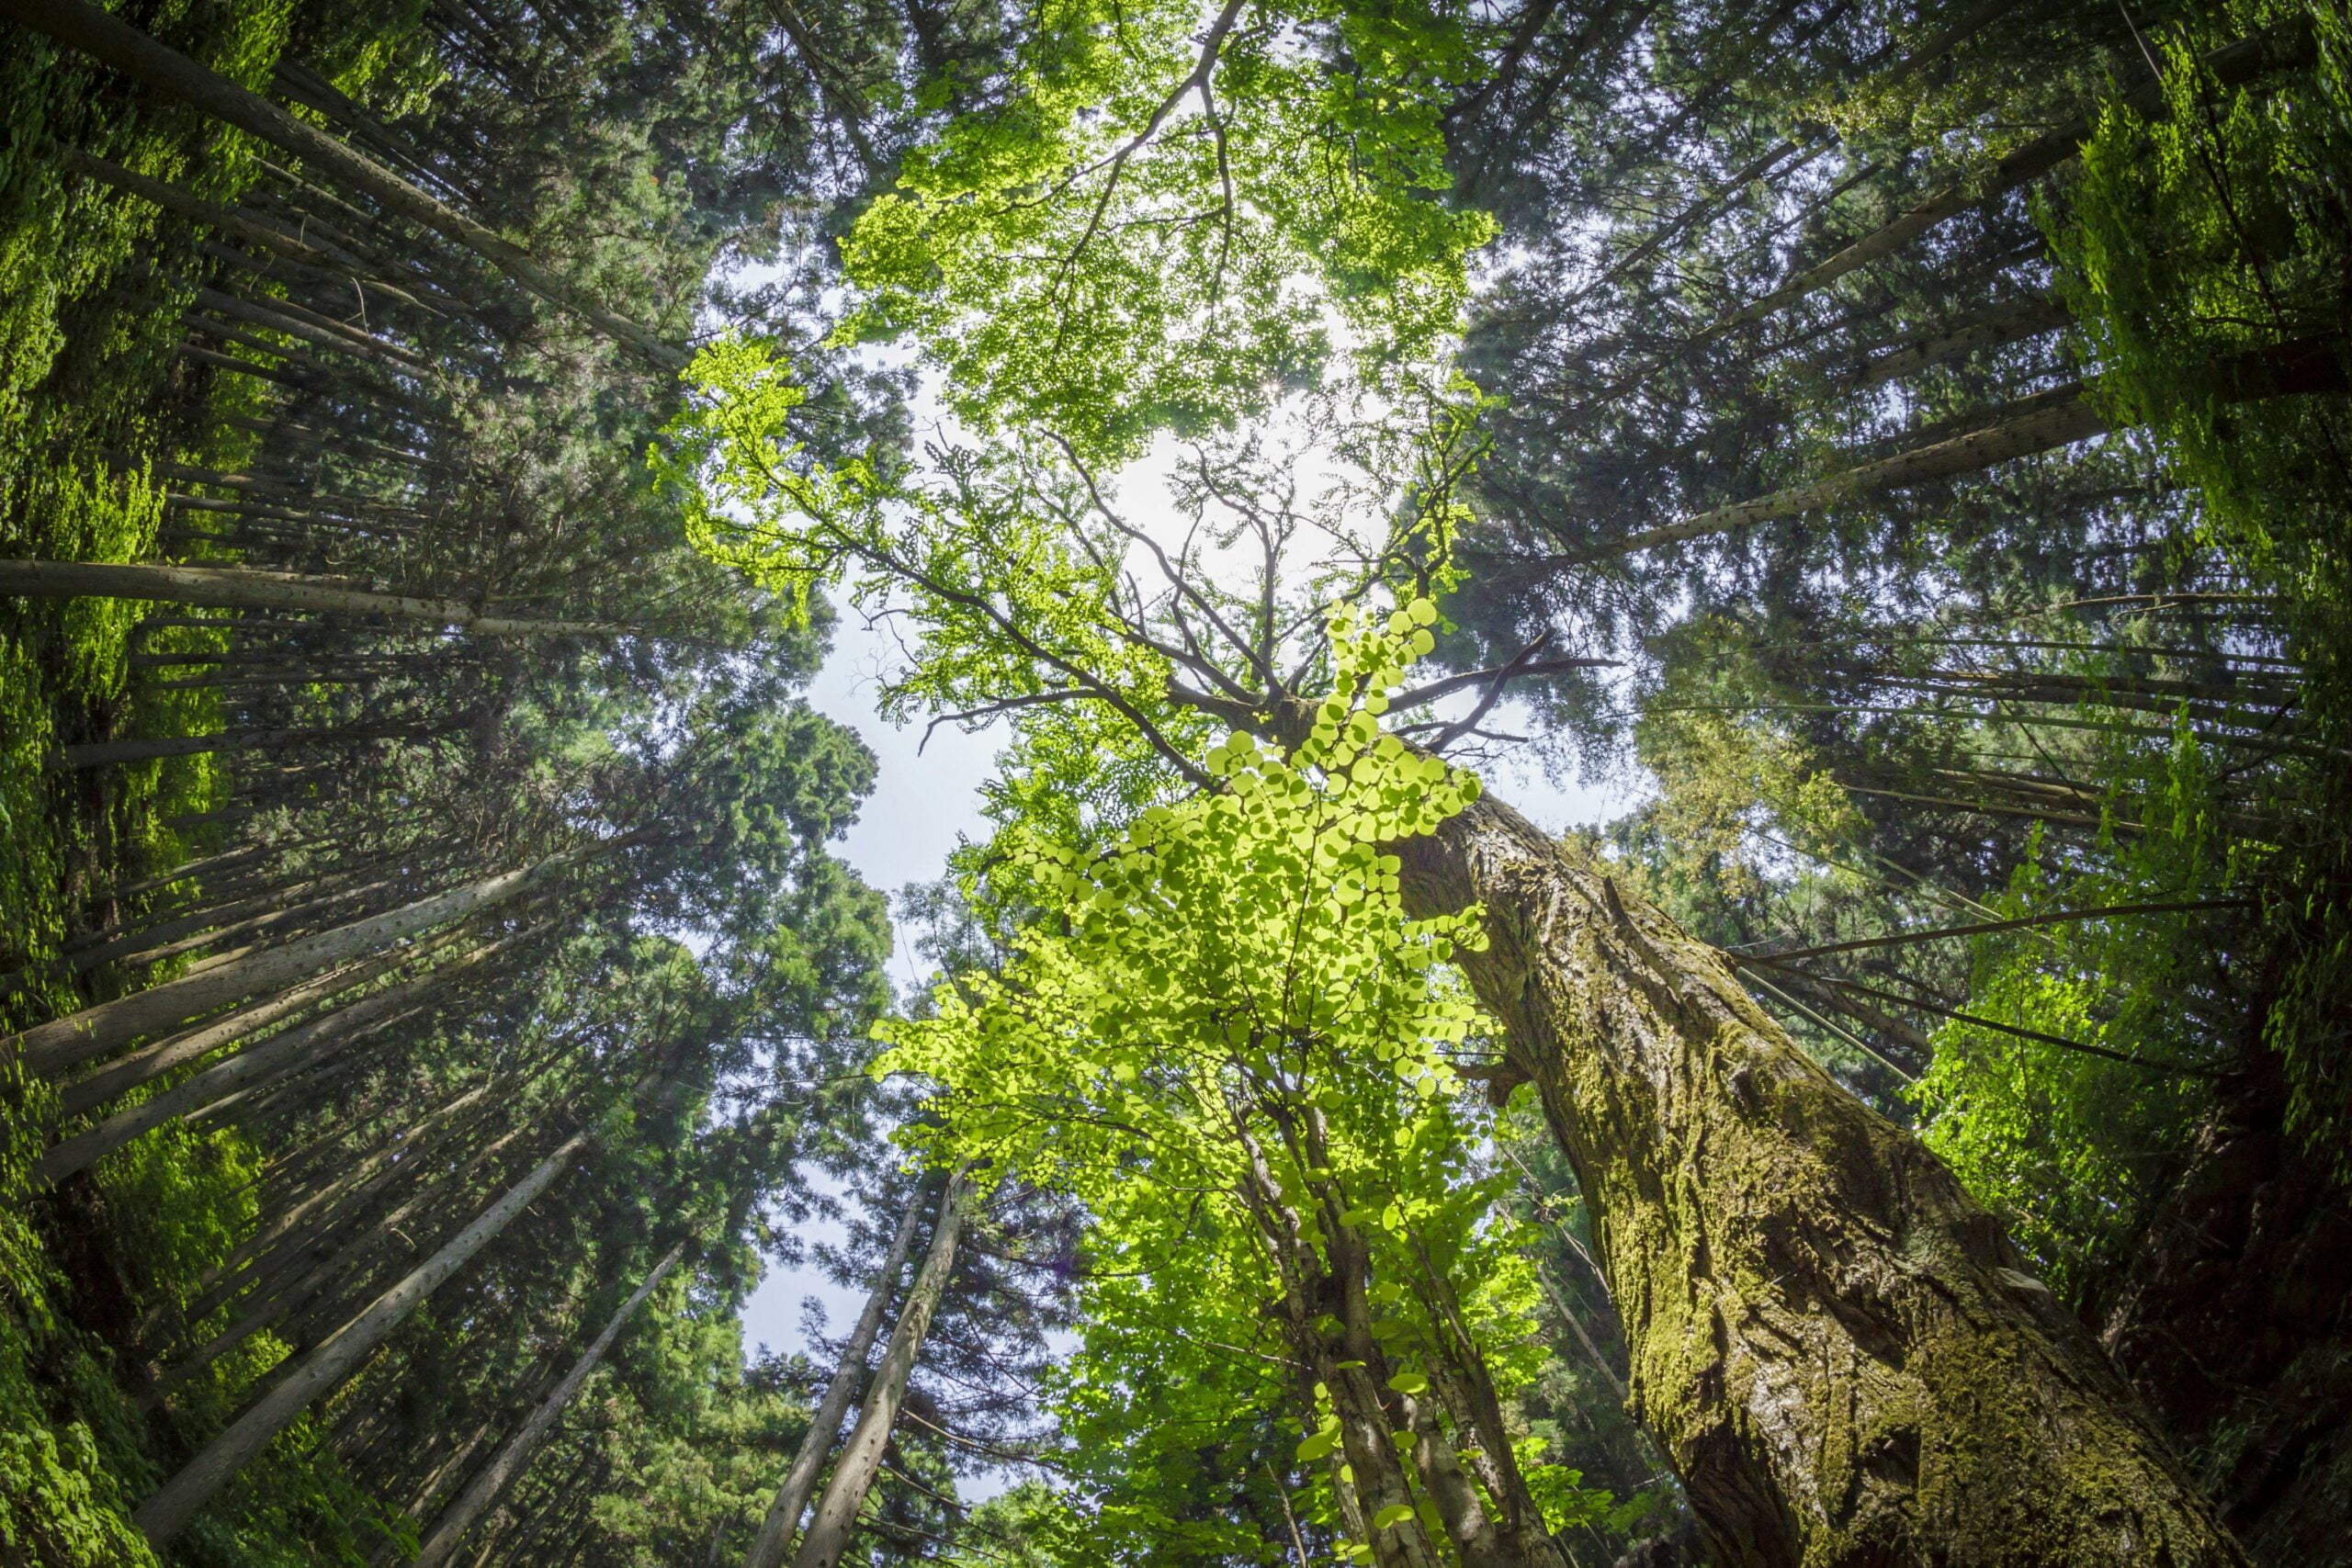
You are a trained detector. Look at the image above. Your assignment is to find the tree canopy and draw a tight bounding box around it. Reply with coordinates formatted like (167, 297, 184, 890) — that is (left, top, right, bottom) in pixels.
(2, 0, 2347, 1564)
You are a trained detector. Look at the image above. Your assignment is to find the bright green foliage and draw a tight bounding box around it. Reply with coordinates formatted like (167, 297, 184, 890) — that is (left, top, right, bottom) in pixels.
(836, 0, 1497, 459)
(876, 611, 1609, 1562)
(666, 334, 1193, 750)
(664, 331, 1490, 858)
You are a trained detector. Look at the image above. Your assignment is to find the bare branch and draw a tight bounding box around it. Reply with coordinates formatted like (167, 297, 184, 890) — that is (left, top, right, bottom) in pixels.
(1431, 631, 1555, 750)
(1390, 653, 1616, 712)
(917, 689, 1090, 753)
(1723, 898, 2253, 962)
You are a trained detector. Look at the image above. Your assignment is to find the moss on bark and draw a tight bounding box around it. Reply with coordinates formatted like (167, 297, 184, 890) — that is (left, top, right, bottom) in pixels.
(1397, 790, 2246, 1567)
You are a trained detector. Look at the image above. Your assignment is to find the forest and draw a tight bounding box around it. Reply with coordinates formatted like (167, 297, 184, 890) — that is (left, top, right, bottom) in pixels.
(0, 0, 2345, 1562)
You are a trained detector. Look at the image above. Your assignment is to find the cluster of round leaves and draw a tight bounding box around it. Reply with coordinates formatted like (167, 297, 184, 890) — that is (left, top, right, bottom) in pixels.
(876, 594, 1490, 1179)
(872, 604, 1613, 1556)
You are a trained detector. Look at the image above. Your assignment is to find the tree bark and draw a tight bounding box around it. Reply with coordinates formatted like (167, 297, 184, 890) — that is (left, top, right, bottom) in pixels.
(409, 1239, 688, 1568)
(177, 1084, 494, 1333)
(0, 0, 684, 367)
(1392, 787, 2246, 1566)
(1716, 22, 2314, 334)
(39, 930, 523, 1184)
(191, 286, 435, 374)
(790, 1171, 972, 1568)
(62, 722, 450, 769)
(6, 841, 614, 1078)
(1594, 384, 2109, 560)
(744, 1188, 928, 1568)
(0, 558, 614, 637)
(132, 1128, 588, 1545)
(59, 946, 401, 1118)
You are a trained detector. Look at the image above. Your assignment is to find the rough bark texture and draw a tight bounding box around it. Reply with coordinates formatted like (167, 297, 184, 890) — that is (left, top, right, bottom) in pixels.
(743, 1189, 927, 1568)
(1395, 789, 2246, 1567)
(791, 1171, 971, 1568)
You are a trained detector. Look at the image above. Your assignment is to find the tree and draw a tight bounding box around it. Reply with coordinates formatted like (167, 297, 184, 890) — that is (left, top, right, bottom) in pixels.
(876, 639, 1600, 1568)
(743, 1183, 927, 1568)
(661, 0, 2252, 1532)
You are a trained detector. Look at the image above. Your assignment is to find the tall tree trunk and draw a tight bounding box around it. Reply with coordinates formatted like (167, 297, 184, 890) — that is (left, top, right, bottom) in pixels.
(165, 1083, 494, 1339)
(1596, 384, 2109, 560)
(1393, 788, 2245, 1566)
(0, 0, 684, 366)
(789, 1171, 972, 1568)
(0, 558, 615, 637)
(1713, 22, 2313, 334)
(65, 855, 401, 975)
(164, 1109, 552, 1388)
(1238, 1127, 1443, 1568)
(132, 1129, 590, 1545)
(1576, 334, 2344, 563)
(62, 721, 450, 769)
(6, 841, 615, 1077)
(409, 1239, 689, 1568)
(60, 943, 407, 1118)
(39, 928, 526, 1184)
(744, 1189, 928, 1568)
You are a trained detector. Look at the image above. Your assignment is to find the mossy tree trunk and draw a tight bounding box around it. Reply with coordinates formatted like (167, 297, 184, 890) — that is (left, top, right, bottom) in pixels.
(1395, 790, 2246, 1568)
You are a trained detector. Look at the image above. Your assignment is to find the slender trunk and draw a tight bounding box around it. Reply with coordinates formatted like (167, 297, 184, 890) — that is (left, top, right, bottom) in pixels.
(113, 836, 298, 898)
(744, 1189, 928, 1568)
(0, 560, 616, 637)
(62, 720, 449, 769)
(131, 1129, 589, 1546)
(270, 57, 471, 206)
(1403, 1386, 1507, 1566)
(1719, 23, 2313, 333)
(56, 145, 385, 281)
(168, 1083, 494, 1337)
(1841, 294, 2072, 389)
(191, 287, 435, 374)
(410, 1240, 689, 1568)
(789, 1172, 972, 1568)
(1597, 384, 2108, 560)
(0, 0, 684, 366)
(1393, 788, 2245, 1565)
(40, 929, 523, 1184)
(1237, 1122, 1442, 1568)
(6, 840, 615, 1077)
(65, 859, 390, 974)
(61, 926, 448, 1118)
(165, 1112, 549, 1384)
(1581, 333, 2345, 564)
(1414, 1251, 1563, 1567)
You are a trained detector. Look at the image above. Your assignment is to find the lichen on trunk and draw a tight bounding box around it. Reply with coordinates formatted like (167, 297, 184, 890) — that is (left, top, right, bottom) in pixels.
(1396, 789, 2246, 1567)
